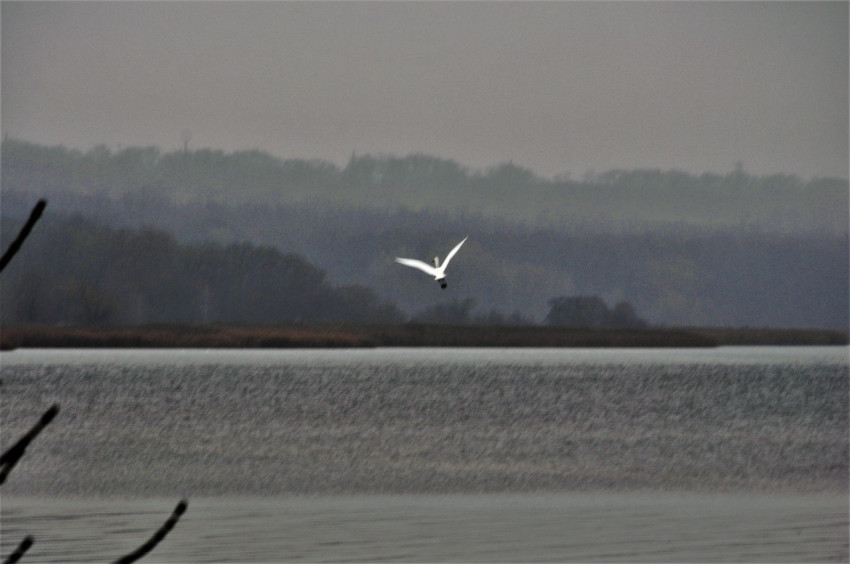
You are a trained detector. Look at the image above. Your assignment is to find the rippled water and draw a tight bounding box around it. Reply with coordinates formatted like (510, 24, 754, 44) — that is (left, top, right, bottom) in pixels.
(1, 347, 848, 561)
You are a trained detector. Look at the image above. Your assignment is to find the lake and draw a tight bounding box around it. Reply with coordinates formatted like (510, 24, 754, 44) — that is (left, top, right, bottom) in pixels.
(1, 347, 848, 562)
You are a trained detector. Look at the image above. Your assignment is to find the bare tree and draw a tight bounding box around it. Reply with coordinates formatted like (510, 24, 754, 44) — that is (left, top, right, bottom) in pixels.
(0, 199, 46, 272)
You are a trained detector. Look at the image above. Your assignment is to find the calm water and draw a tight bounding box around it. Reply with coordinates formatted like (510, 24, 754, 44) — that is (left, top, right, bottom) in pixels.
(1, 347, 848, 562)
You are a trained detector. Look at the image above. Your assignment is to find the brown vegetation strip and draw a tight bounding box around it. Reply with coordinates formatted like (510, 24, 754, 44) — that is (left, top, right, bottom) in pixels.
(3, 324, 845, 349)
(692, 327, 849, 346)
(0, 325, 375, 350)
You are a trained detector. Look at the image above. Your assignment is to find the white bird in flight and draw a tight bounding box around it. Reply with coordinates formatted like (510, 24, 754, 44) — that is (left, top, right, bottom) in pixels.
(395, 237, 468, 289)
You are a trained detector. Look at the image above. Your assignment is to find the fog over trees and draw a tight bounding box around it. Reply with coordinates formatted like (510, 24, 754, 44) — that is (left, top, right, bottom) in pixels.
(2, 139, 847, 328)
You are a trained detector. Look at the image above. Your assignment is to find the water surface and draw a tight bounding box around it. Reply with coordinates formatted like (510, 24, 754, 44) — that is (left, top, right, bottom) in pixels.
(2, 347, 847, 561)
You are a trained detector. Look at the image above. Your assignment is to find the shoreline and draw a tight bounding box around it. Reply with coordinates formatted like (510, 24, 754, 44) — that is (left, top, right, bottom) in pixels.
(1, 324, 847, 350)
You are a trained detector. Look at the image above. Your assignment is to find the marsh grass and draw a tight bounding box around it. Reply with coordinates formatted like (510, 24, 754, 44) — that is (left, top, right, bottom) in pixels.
(692, 327, 849, 346)
(6, 323, 844, 349)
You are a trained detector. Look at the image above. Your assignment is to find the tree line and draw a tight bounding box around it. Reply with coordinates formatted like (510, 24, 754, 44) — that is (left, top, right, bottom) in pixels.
(1, 216, 405, 325)
(0, 214, 652, 327)
(3, 138, 847, 233)
(3, 205, 846, 328)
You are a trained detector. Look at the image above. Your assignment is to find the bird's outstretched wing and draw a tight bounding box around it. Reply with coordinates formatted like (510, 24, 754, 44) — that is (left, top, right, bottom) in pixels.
(395, 257, 439, 276)
(441, 237, 468, 270)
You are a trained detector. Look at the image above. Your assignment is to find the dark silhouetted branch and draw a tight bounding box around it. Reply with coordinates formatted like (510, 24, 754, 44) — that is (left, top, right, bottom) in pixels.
(112, 499, 188, 564)
(0, 199, 46, 273)
(0, 404, 59, 485)
(2, 535, 34, 564)
(1, 199, 194, 562)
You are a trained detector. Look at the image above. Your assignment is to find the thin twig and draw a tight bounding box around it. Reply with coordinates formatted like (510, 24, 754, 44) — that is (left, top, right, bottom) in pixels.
(0, 199, 47, 272)
(0, 404, 59, 485)
(112, 499, 189, 564)
(1, 536, 34, 564)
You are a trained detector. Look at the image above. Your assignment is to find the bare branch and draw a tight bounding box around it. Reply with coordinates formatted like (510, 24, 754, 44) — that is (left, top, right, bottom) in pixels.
(0, 404, 59, 485)
(112, 500, 188, 564)
(0, 199, 47, 272)
(2, 536, 33, 564)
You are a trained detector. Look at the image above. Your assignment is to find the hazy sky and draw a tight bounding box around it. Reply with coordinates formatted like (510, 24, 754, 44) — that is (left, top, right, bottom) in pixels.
(2, 1, 847, 179)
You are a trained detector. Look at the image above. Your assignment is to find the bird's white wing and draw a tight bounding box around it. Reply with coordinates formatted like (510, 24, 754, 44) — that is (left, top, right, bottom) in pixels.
(440, 237, 468, 270)
(395, 257, 439, 276)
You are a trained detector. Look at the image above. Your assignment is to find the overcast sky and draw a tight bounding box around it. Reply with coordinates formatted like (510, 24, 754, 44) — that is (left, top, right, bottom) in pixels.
(2, 1, 847, 180)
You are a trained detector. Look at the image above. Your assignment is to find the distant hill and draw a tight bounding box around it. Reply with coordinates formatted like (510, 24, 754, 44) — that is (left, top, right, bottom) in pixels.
(3, 138, 847, 232)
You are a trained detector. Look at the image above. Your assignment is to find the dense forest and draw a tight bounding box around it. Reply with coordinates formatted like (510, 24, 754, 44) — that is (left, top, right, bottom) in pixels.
(2, 139, 848, 328)
(0, 216, 405, 325)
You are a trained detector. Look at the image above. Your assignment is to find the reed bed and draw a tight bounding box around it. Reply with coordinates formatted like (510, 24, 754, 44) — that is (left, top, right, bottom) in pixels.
(3, 323, 846, 351)
(0, 324, 375, 350)
(692, 327, 849, 346)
